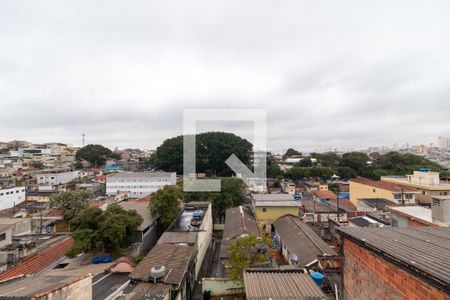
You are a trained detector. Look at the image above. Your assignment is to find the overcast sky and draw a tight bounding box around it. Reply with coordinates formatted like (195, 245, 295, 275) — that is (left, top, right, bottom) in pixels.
(1, 1, 449, 153)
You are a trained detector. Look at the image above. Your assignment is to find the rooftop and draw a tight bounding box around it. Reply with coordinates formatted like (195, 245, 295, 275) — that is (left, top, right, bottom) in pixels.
(108, 172, 175, 179)
(348, 216, 383, 227)
(220, 206, 260, 259)
(129, 243, 194, 287)
(243, 269, 326, 300)
(313, 190, 337, 200)
(387, 205, 440, 226)
(252, 193, 301, 207)
(358, 198, 397, 210)
(0, 274, 91, 299)
(157, 231, 197, 245)
(118, 200, 155, 231)
(337, 227, 450, 292)
(273, 215, 337, 268)
(124, 282, 170, 300)
(0, 236, 74, 281)
(350, 177, 416, 193)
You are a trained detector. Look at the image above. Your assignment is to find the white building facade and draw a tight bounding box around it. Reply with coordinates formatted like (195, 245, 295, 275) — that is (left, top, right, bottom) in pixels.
(0, 187, 26, 210)
(36, 169, 81, 187)
(106, 172, 177, 198)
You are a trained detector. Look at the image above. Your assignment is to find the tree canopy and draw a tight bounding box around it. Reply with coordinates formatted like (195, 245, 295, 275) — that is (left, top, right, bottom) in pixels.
(75, 144, 113, 166)
(226, 235, 271, 282)
(49, 191, 91, 221)
(149, 185, 183, 228)
(283, 148, 301, 159)
(151, 132, 253, 175)
(67, 204, 143, 257)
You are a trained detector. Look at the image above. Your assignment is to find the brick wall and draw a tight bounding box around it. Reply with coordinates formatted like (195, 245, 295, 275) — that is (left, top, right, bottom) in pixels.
(342, 239, 449, 300)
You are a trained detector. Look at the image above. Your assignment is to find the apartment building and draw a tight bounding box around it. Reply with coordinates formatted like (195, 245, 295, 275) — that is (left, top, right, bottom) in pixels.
(106, 172, 176, 198)
(349, 177, 417, 205)
(381, 170, 450, 204)
(36, 168, 80, 187)
(0, 187, 26, 210)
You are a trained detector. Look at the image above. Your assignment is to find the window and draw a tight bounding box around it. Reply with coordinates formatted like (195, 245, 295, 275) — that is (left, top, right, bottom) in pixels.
(0, 233, 5, 241)
(262, 208, 267, 212)
(444, 192, 448, 196)
(372, 189, 376, 193)
(394, 194, 401, 200)
(405, 194, 413, 199)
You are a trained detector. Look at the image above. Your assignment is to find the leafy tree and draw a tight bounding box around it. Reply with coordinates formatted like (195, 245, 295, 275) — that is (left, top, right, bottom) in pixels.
(75, 144, 113, 166)
(311, 152, 340, 167)
(151, 132, 252, 175)
(340, 152, 371, 176)
(226, 235, 271, 282)
(150, 185, 183, 228)
(183, 177, 247, 221)
(336, 166, 357, 179)
(49, 191, 91, 221)
(309, 167, 334, 179)
(297, 157, 312, 167)
(67, 204, 143, 257)
(283, 148, 301, 159)
(286, 167, 310, 183)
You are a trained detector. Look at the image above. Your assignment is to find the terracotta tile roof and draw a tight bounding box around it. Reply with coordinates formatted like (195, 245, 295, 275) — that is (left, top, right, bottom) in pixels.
(313, 190, 337, 200)
(350, 177, 415, 192)
(0, 237, 74, 281)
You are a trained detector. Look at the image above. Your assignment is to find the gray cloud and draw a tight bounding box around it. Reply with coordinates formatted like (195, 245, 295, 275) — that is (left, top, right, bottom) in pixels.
(0, 0, 449, 153)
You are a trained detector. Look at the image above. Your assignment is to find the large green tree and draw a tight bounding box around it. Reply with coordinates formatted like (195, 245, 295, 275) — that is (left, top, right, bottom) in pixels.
(75, 144, 113, 166)
(49, 191, 91, 221)
(151, 132, 253, 175)
(67, 204, 143, 257)
(283, 148, 301, 159)
(226, 235, 271, 282)
(150, 185, 183, 228)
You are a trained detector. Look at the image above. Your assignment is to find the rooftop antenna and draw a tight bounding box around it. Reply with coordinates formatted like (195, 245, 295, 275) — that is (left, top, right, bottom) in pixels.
(82, 133, 85, 147)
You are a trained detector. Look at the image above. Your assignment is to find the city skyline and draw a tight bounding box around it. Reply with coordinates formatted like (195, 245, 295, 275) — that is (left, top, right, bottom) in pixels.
(1, 1, 450, 151)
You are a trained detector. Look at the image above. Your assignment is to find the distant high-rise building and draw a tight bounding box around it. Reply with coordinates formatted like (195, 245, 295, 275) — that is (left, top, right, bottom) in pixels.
(436, 136, 449, 149)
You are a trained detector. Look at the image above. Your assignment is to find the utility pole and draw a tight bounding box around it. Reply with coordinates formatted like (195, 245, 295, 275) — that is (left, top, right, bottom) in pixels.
(82, 133, 85, 147)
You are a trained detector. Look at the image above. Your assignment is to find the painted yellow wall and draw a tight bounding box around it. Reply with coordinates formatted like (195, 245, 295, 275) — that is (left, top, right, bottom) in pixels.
(349, 181, 394, 204)
(255, 206, 299, 228)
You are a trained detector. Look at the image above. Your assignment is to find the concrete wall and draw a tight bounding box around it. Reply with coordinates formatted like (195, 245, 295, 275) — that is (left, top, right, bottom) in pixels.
(349, 181, 395, 204)
(195, 202, 213, 278)
(46, 275, 92, 300)
(342, 239, 447, 300)
(254, 206, 299, 228)
(0, 227, 12, 249)
(0, 187, 26, 210)
(201, 278, 244, 296)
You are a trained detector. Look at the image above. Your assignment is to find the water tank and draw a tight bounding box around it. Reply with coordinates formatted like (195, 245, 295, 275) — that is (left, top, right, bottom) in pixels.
(151, 265, 166, 279)
(310, 271, 324, 286)
(193, 210, 204, 220)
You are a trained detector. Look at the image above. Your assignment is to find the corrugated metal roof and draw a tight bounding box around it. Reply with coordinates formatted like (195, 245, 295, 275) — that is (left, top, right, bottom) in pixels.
(338, 227, 450, 287)
(124, 283, 170, 300)
(219, 206, 260, 259)
(129, 243, 194, 287)
(243, 269, 326, 300)
(157, 231, 197, 245)
(273, 215, 337, 267)
(0, 274, 90, 299)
